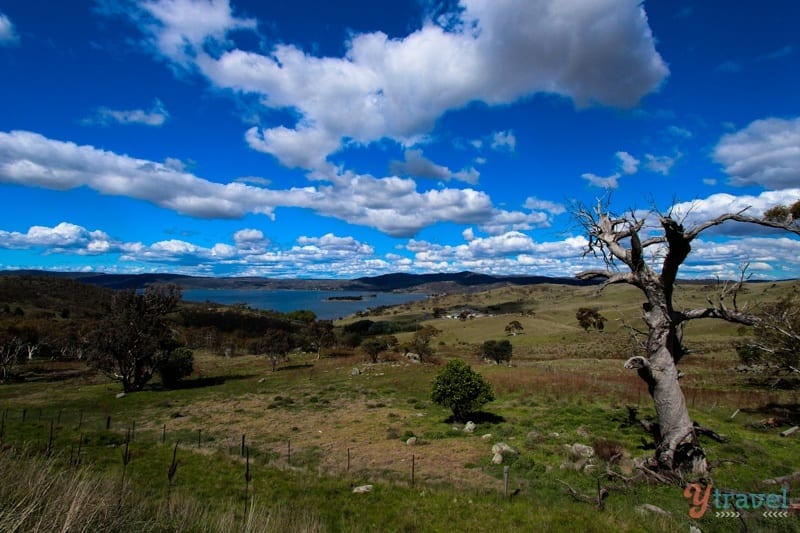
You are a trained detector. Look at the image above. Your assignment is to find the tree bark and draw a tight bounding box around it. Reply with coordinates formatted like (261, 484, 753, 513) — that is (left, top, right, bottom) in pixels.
(575, 200, 800, 474)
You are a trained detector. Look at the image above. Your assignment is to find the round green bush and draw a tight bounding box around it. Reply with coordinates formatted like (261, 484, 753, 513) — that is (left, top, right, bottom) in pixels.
(155, 347, 194, 388)
(430, 359, 494, 422)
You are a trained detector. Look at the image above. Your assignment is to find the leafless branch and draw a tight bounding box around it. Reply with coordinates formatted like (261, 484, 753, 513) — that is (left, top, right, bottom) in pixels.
(686, 211, 800, 240)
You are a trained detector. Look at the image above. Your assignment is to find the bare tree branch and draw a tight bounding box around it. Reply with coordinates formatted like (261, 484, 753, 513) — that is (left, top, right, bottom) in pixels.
(685, 212, 800, 240)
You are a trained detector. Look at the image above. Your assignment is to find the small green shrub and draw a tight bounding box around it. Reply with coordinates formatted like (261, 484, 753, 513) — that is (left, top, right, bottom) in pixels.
(430, 359, 495, 422)
(156, 347, 194, 388)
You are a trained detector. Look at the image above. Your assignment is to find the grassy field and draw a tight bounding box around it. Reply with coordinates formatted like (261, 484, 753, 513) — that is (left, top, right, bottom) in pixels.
(1, 281, 799, 532)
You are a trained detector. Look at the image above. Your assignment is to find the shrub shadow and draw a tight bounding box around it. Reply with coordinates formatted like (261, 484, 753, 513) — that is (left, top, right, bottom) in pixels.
(444, 411, 506, 424)
(277, 363, 314, 372)
(154, 374, 254, 391)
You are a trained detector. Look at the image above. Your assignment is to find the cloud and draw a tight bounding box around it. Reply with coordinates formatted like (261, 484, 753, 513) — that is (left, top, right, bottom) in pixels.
(137, 0, 257, 66)
(667, 126, 692, 139)
(0, 129, 540, 238)
(0, 130, 275, 219)
(405, 232, 594, 276)
(390, 149, 479, 184)
(5, 217, 798, 279)
(295, 233, 374, 256)
(490, 130, 516, 152)
(582, 172, 620, 189)
(523, 197, 566, 215)
(661, 189, 800, 238)
(686, 236, 800, 279)
(0, 12, 19, 46)
(120, 0, 668, 169)
(644, 152, 681, 175)
(0, 222, 139, 255)
(83, 99, 170, 127)
(713, 116, 800, 189)
(615, 151, 640, 174)
(582, 150, 639, 189)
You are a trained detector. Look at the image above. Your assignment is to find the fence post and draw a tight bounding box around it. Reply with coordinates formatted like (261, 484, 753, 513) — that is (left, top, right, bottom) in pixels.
(503, 466, 510, 498)
(162, 424, 166, 444)
(411, 454, 415, 486)
(347, 448, 351, 472)
(46, 420, 54, 456)
(197, 429, 202, 447)
(106, 416, 111, 430)
(241, 434, 246, 457)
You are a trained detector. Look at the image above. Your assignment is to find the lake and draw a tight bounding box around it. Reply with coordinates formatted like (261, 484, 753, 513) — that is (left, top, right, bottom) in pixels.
(181, 289, 428, 320)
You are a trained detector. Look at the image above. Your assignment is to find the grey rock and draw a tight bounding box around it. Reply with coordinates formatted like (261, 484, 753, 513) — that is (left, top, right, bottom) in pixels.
(491, 442, 517, 455)
(568, 443, 595, 459)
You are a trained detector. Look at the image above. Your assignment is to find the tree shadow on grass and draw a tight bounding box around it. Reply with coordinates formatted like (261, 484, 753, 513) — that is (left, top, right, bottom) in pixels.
(277, 363, 314, 372)
(742, 402, 800, 425)
(154, 374, 254, 391)
(17, 362, 94, 383)
(444, 411, 506, 424)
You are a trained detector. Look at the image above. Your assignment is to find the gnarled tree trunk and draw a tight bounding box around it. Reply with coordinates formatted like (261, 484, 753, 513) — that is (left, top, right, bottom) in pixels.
(575, 199, 800, 474)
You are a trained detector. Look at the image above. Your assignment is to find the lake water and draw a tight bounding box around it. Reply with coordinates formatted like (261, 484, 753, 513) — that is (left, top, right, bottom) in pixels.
(181, 289, 428, 320)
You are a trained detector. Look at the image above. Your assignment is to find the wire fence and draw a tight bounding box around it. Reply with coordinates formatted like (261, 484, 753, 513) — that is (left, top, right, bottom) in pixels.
(0, 405, 475, 494)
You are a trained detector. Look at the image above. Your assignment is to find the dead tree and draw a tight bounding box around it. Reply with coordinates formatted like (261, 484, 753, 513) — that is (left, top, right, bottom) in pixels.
(575, 198, 800, 474)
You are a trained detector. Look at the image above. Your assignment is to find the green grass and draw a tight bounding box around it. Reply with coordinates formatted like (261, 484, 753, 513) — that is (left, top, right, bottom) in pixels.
(1, 281, 799, 532)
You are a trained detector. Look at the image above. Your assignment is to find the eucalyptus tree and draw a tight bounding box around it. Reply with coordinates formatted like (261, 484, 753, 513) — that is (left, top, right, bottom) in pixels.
(575, 198, 800, 473)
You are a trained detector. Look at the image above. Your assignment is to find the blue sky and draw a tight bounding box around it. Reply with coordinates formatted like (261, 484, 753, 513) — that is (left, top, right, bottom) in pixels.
(0, 0, 798, 279)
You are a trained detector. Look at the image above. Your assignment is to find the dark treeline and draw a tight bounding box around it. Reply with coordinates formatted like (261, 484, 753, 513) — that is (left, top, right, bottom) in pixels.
(0, 275, 429, 387)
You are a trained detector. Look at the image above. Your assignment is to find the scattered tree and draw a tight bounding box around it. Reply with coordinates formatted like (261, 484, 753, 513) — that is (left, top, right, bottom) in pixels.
(504, 320, 524, 336)
(763, 199, 800, 224)
(155, 347, 194, 388)
(431, 359, 495, 422)
(574, 197, 800, 473)
(307, 320, 335, 360)
(575, 307, 606, 332)
(361, 338, 387, 363)
(261, 329, 293, 372)
(88, 285, 182, 392)
(482, 339, 513, 365)
(409, 325, 441, 362)
(735, 294, 800, 378)
(0, 332, 23, 382)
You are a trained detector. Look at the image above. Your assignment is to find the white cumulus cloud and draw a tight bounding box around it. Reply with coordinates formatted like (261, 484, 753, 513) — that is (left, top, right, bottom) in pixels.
(122, 0, 668, 169)
(0, 129, 539, 238)
(714, 116, 800, 189)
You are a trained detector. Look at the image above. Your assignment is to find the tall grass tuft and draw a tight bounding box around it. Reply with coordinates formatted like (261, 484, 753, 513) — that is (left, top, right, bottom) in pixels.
(0, 448, 156, 532)
(0, 448, 326, 532)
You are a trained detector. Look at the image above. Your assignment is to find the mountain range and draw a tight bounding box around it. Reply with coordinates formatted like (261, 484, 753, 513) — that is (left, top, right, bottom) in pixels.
(0, 270, 597, 293)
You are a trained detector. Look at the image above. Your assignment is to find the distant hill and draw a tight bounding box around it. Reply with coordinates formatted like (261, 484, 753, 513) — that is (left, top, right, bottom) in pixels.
(347, 271, 597, 292)
(0, 269, 598, 293)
